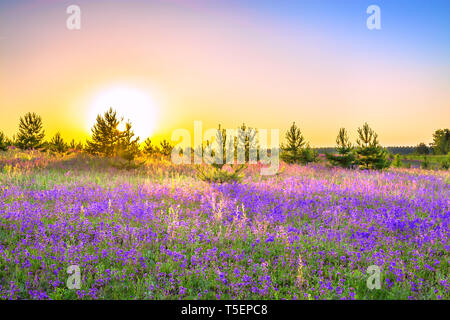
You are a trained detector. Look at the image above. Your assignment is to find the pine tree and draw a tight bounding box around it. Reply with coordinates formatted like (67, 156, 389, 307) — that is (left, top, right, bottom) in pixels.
(143, 138, 159, 157)
(159, 139, 173, 157)
(355, 123, 390, 170)
(196, 125, 246, 183)
(69, 139, 84, 151)
(0, 131, 8, 151)
(16, 112, 45, 150)
(116, 121, 140, 164)
(326, 128, 355, 168)
(237, 123, 258, 163)
(49, 132, 68, 153)
(212, 124, 227, 168)
(86, 108, 121, 156)
(281, 122, 305, 164)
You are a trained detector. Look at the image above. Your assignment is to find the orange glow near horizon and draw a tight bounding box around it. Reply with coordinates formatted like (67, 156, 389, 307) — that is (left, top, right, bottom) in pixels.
(0, 1, 449, 147)
(86, 85, 159, 140)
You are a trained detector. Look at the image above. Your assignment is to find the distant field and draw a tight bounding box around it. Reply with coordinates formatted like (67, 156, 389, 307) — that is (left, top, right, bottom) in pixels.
(0, 150, 449, 300)
(401, 155, 449, 163)
(399, 155, 449, 169)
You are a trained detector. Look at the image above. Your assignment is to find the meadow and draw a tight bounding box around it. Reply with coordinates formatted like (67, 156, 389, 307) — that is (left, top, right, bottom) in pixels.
(400, 154, 449, 169)
(0, 149, 449, 300)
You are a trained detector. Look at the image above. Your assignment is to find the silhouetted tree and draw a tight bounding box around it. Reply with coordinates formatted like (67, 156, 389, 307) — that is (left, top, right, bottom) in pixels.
(0, 131, 8, 151)
(16, 112, 45, 150)
(159, 139, 173, 157)
(69, 139, 84, 151)
(355, 123, 390, 170)
(116, 121, 140, 164)
(49, 132, 68, 153)
(143, 138, 159, 157)
(86, 108, 121, 156)
(326, 128, 355, 168)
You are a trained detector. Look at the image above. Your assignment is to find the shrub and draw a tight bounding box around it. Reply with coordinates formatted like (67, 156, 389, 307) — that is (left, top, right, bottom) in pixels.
(393, 154, 402, 168)
(300, 144, 319, 164)
(196, 164, 246, 184)
(440, 156, 449, 170)
(421, 156, 430, 169)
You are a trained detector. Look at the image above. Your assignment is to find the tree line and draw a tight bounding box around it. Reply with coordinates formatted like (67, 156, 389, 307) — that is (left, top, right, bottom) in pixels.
(281, 122, 390, 170)
(0, 109, 448, 171)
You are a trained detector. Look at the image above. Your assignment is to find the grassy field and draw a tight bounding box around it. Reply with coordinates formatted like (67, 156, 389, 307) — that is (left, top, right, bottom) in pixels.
(400, 155, 450, 169)
(401, 154, 447, 161)
(0, 150, 449, 300)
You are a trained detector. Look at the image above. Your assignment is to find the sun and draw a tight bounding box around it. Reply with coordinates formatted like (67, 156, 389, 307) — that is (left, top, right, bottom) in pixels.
(88, 86, 158, 140)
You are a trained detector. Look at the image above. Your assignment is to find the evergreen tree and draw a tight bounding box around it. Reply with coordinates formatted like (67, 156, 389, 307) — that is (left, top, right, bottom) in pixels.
(86, 108, 121, 156)
(0, 131, 8, 151)
(237, 123, 258, 163)
(159, 139, 173, 157)
(355, 123, 390, 170)
(49, 132, 68, 153)
(281, 122, 306, 164)
(193, 143, 205, 163)
(16, 112, 45, 150)
(326, 128, 355, 168)
(143, 138, 159, 157)
(196, 125, 246, 183)
(69, 139, 84, 151)
(116, 121, 140, 164)
(212, 124, 227, 168)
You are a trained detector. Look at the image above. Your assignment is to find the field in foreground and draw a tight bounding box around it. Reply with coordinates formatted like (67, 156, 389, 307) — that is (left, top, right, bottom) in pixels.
(0, 151, 449, 300)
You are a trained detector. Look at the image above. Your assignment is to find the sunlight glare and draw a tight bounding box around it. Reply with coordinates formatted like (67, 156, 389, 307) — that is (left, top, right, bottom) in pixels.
(88, 86, 158, 140)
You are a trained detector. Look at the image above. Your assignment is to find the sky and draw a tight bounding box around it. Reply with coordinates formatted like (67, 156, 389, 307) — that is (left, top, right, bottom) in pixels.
(0, 0, 449, 147)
